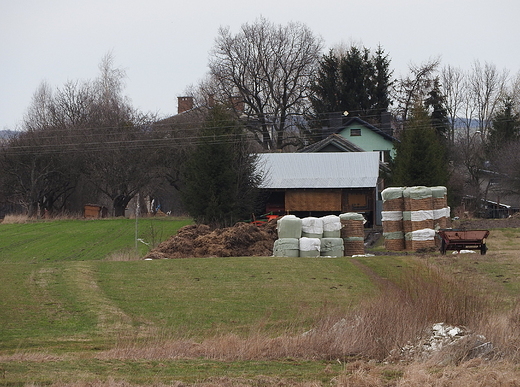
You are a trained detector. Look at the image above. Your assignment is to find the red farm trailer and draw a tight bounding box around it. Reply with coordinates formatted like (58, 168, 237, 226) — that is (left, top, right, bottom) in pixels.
(438, 229, 490, 255)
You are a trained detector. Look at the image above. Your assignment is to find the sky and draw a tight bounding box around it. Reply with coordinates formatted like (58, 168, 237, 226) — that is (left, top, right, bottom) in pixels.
(1, 0, 519, 130)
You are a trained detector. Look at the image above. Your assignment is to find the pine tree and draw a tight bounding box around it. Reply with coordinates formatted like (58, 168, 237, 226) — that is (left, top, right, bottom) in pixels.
(181, 104, 261, 227)
(487, 96, 520, 155)
(424, 78, 450, 142)
(310, 45, 393, 124)
(309, 50, 341, 114)
(391, 104, 448, 187)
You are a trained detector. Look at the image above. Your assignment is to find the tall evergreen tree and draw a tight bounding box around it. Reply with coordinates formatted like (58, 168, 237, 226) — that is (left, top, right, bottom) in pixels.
(372, 45, 393, 115)
(487, 96, 520, 155)
(309, 51, 341, 115)
(391, 104, 448, 187)
(181, 105, 261, 227)
(424, 78, 450, 142)
(310, 45, 393, 125)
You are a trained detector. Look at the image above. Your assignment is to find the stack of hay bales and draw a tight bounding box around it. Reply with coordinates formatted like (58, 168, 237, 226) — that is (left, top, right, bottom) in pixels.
(273, 214, 365, 257)
(381, 187, 406, 251)
(382, 186, 450, 251)
(320, 215, 345, 257)
(340, 212, 366, 256)
(273, 215, 301, 257)
(432, 186, 449, 229)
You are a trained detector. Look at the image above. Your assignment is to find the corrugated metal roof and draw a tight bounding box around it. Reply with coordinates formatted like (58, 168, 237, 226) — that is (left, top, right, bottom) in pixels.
(256, 152, 380, 189)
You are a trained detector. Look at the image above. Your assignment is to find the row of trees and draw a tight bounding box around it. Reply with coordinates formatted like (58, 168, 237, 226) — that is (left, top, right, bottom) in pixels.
(0, 53, 261, 225)
(2, 17, 520, 223)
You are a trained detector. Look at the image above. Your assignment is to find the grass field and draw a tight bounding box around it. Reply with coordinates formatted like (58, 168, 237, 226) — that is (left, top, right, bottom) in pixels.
(2, 217, 520, 385)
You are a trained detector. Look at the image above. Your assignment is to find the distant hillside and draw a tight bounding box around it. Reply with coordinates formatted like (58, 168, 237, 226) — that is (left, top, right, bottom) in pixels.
(0, 130, 16, 139)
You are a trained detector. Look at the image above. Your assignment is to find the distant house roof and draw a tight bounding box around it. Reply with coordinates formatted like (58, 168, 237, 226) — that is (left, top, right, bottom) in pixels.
(339, 116, 397, 142)
(299, 133, 365, 153)
(256, 152, 380, 189)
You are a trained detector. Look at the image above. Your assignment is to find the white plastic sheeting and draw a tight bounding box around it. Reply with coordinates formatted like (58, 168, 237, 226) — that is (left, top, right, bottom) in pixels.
(381, 211, 403, 221)
(321, 215, 341, 238)
(405, 228, 436, 241)
(299, 237, 321, 257)
(301, 217, 323, 238)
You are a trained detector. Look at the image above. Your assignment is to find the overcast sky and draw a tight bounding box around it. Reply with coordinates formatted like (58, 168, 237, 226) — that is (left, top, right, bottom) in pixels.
(1, 0, 519, 130)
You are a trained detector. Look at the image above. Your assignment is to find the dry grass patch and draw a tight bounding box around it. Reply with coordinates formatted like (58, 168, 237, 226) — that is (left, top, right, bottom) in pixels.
(1, 214, 30, 224)
(104, 248, 142, 261)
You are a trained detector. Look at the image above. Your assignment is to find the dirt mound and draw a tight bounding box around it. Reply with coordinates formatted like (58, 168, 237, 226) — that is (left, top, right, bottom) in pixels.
(145, 220, 278, 259)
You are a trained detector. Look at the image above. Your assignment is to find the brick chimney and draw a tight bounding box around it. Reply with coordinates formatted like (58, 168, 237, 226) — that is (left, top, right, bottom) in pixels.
(208, 94, 215, 108)
(230, 96, 244, 112)
(177, 96, 194, 114)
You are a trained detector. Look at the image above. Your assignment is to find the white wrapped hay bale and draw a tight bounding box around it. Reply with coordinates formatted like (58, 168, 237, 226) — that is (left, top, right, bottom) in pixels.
(277, 215, 302, 239)
(381, 210, 403, 233)
(301, 217, 323, 238)
(273, 238, 299, 257)
(432, 186, 449, 229)
(299, 237, 321, 258)
(321, 215, 342, 238)
(433, 206, 451, 229)
(320, 238, 344, 257)
(405, 228, 436, 251)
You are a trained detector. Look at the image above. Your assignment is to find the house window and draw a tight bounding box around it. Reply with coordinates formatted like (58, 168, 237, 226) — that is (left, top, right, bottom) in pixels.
(378, 150, 391, 163)
(350, 128, 361, 136)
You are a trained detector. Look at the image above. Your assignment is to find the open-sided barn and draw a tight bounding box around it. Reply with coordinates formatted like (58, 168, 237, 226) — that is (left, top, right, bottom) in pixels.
(256, 152, 382, 227)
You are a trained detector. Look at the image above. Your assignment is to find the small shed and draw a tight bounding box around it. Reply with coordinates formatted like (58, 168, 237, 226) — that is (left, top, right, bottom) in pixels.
(256, 152, 381, 227)
(84, 204, 108, 219)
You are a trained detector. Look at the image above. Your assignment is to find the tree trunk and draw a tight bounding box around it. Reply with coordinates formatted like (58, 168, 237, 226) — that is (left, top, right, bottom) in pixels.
(113, 195, 131, 217)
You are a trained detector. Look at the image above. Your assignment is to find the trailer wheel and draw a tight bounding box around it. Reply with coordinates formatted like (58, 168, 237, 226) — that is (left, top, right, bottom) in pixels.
(440, 240, 447, 255)
(480, 243, 488, 255)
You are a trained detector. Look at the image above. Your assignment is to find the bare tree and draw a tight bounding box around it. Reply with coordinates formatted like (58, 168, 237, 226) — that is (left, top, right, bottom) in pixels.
(393, 58, 440, 127)
(79, 54, 157, 216)
(440, 65, 465, 145)
(1, 53, 158, 217)
(509, 70, 520, 115)
(466, 60, 509, 137)
(208, 17, 323, 150)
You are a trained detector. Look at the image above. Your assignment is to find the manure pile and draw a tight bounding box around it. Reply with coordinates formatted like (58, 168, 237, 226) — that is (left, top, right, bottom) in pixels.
(144, 221, 278, 259)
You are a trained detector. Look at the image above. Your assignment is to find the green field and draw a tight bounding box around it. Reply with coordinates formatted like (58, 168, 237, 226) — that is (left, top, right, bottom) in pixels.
(1, 218, 520, 385)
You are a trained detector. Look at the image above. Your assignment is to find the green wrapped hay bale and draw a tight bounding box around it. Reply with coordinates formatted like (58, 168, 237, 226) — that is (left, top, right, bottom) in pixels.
(273, 238, 299, 257)
(382, 187, 405, 211)
(320, 238, 344, 257)
(431, 186, 447, 199)
(277, 215, 302, 239)
(404, 186, 433, 211)
(299, 237, 321, 258)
